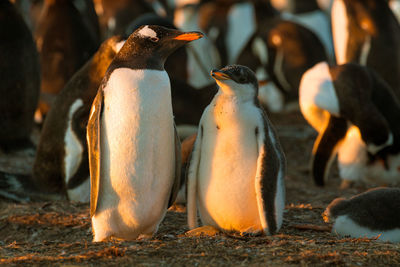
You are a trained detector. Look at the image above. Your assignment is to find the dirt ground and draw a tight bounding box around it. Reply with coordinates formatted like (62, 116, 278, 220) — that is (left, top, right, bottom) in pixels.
(1, 110, 399, 266)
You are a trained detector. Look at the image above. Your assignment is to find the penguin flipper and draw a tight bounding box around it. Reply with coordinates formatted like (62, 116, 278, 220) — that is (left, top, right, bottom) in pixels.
(255, 117, 285, 235)
(167, 124, 182, 207)
(87, 89, 104, 217)
(187, 125, 203, 229)
(312, 115, 348, 186)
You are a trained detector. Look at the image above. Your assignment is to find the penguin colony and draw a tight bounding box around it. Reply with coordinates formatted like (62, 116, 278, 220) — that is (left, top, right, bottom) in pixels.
(0, 0, 400, 243)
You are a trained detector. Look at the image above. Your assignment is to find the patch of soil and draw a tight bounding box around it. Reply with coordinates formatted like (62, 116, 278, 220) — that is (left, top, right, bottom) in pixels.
(1, 111, 399, 266)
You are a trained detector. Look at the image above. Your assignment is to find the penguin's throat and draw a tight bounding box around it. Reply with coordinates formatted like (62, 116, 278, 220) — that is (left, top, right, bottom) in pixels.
(217, 84, 255, 102)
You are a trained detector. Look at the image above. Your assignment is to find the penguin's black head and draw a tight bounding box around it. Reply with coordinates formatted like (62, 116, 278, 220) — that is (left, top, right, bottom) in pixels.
(323, 197, 349, 223)
(211, 65, 259, 99)
(115, 25, 203, 70)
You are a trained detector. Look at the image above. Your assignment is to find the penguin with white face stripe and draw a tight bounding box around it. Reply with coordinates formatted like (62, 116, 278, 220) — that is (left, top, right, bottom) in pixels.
(87, 25, 203, 242)
(187, 65, 286, 235)
(324, 188, 400, 243)
(32, 36, 125, 202)
(299, 62, 400, 187)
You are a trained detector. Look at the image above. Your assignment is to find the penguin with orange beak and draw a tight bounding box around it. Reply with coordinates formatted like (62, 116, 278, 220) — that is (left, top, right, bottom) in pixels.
(87, 25, 203, 241)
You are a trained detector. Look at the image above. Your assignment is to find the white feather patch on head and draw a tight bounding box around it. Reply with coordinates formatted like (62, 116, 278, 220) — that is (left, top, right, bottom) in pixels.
(137, 25, 158, 38)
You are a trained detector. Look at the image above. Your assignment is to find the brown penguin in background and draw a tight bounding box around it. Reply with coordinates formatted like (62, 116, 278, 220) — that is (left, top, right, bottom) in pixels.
(32, 36, 124, 202)
(100, 0, 159, 38)
(332, 0, 400, 99)
(35, 0, 98, 121)
(236, 1, 327, 111)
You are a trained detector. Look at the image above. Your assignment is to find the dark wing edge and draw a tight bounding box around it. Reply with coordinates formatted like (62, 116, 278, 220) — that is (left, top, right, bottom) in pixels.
(87, 89, 103, 217)
(255, 116, 286, 235)
(187, 125, 203, 229)
(312, 115, 347, 186)
(167, 124, 182, 207)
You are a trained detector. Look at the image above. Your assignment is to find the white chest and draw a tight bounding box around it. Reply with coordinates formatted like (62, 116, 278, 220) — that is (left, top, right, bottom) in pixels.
(299, 61, 340, 132)
(337, 126, 400, 184)
(197, 97, 264, 232)
(99, 68, 175, 212)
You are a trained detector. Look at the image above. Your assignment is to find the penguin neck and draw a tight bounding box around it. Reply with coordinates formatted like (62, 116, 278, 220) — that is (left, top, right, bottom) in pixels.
(111, 49, 165, 71)
(216, 85, 256, 104)
(89, 45, 118, 82)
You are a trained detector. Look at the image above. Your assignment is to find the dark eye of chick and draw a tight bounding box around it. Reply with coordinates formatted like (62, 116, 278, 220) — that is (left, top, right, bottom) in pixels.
(238, 77, 247, 83)
(150, 37, 159, 42)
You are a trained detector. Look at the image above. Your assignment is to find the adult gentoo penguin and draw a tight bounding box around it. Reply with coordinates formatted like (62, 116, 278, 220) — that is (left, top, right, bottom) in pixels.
(331, 0, 400, 99)
(87, 25, 203, 241)
(187, 65, 286, 235)
(0, 0, 40, 151)
(324, 188, 400, 242)
(299, 62, 400, 187)
(32, 36, 125, 203)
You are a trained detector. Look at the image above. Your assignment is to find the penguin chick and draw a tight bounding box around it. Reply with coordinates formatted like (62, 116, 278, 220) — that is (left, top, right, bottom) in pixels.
(87, 25, 203, 242)
(324, 187, 400, 243)
(187, 64, 286, 235)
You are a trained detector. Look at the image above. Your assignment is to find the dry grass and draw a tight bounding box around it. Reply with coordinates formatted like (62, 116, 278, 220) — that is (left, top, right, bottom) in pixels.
(0, 111, 399, 266)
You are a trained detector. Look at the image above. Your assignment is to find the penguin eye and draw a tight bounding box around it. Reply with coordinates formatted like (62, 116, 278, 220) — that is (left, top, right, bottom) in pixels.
(239, 77, 246, 83)
(150, 37, 159, 42)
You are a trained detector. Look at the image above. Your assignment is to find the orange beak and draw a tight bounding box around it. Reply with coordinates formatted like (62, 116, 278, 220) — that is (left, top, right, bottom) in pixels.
(211, 70, 230, 80)
(173, 32, 204, 41)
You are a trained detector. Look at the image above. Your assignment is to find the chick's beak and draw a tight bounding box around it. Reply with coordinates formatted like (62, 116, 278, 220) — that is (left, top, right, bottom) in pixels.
(211, 69, 231, 80)
(173, 31, 204, 41)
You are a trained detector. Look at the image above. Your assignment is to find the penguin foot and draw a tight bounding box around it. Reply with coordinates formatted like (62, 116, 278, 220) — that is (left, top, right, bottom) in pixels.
(185, 225, 221, 237)
(239, 230, 263, 237)
(340, 180, 355, 189)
